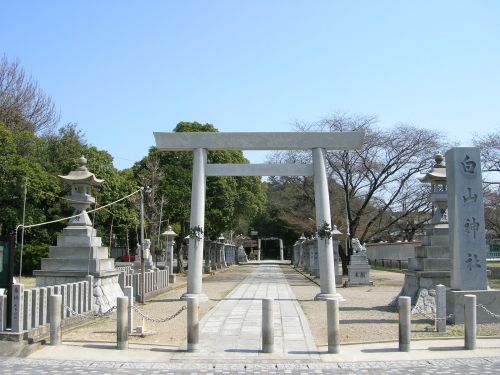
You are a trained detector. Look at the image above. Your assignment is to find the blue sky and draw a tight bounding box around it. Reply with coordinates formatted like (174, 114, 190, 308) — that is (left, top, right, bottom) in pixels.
(2, 1, 499, 170)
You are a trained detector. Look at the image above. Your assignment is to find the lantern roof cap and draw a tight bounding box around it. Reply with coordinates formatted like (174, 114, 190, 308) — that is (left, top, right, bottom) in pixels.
(331, 225, 343, 235)
(420, 153, 446, 183)
(59, 156, 104, 186)
(161, 225, 177, 237)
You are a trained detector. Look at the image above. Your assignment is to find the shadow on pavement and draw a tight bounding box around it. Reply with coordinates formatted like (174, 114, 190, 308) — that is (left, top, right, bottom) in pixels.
(225, 348, 260, 353)
(428, 346, 465, 351)
(150, 347, 187, 353)
(287, 350, 323, 355)
(361, 347, 399, 353)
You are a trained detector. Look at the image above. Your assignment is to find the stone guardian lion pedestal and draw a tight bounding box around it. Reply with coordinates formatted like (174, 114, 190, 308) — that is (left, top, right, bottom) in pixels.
(345, 239, 373, 286)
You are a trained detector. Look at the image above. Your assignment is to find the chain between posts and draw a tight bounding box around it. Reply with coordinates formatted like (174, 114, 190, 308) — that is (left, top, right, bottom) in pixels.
(63, 304, 117, 320)
(132, 304, 187, 323)
(477, 304, 500, 319)
(413, 303, 499, 322)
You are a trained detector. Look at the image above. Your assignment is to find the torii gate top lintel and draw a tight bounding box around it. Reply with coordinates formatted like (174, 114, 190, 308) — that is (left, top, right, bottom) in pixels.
(154, 131, 365, 151)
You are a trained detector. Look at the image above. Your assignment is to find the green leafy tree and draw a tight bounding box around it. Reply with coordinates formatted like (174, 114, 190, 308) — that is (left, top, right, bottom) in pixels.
(134, 121, 266, 271)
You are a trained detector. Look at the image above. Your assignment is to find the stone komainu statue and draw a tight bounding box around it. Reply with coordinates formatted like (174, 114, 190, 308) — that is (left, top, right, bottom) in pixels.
(351, 238, 367, 254)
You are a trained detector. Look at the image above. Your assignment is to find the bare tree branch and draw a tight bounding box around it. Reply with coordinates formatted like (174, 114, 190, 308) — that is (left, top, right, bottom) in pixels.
(0, 55, 59, 134)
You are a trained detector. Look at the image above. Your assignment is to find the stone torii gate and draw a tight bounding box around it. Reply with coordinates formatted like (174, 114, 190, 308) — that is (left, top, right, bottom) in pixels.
(154, 132, 364, 301)
(257, 237, 285, 261)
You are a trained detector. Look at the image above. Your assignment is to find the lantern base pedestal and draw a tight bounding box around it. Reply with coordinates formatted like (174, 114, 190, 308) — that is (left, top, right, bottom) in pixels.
(34, 224, 124, 313)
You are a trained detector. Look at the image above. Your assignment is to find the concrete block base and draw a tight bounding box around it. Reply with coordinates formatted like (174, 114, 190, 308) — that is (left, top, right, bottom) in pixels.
(447, 289, 500, 324)
(169, 274, 176, 283)
(347, 264, 372, 285)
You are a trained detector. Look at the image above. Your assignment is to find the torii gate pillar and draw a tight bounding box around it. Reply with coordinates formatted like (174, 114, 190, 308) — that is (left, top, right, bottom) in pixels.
(313, 148, 341, 300)
(279, 238, 284, 261)
(185, 148, 208, 300)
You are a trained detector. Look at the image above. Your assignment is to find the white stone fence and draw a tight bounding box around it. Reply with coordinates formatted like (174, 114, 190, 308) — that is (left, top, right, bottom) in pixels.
(292, 238, 320, 277)
(116, 265, 133, 274)
(0, 277, 93, 336)
(292, 237, 342, 283)
(203, 241, 241, 272)
(118, 268, 169, 300)
(365, 242, 420, 269)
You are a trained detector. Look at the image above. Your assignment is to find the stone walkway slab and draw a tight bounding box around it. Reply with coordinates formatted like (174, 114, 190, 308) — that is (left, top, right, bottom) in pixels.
(173, 262, 319, 360)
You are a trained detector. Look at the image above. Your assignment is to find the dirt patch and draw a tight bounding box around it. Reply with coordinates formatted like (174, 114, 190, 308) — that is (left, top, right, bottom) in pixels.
(51, 264, 500, 347)
(63, 265, 256, 346)
(283, 266, 500, 345)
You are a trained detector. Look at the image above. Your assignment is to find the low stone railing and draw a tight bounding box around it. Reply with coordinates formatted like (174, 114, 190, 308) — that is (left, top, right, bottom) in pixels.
(0, 278, 93, 337)
(118, 268, 169, 300)
(292, 237, 343, 283)
(292, 238, 319, 276)
(365, 242, 419, 269)
(203, 241, 241, 272)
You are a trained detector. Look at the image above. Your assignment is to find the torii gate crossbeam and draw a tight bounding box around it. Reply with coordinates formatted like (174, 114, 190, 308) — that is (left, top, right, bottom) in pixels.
(154, 131, 364, 302)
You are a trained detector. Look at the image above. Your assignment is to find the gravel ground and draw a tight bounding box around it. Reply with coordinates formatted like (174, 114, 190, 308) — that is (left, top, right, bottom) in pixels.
(63, 266, 255, 347)
(50, 264, 500, 347)
(283, 265, 500, 345)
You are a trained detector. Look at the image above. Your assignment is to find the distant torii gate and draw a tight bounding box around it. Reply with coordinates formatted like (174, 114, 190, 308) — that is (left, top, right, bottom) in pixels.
(154, 132, 364, 301)
(257, 237, 284, 261)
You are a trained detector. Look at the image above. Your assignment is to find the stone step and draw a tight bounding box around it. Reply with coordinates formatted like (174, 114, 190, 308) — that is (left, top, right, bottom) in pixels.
(57, 235, 102, 247)
(427, 235, 449, 246)
(40, 258, 115, 273)
(404, 269, 451, 279)
(425, 225, 449, 236)
(415, 245, 450, 259)
(49, 246, 109, 259)
(408, 257, 450, 272)
(62, 226, 97, 237)
(433, 226, 449, 235)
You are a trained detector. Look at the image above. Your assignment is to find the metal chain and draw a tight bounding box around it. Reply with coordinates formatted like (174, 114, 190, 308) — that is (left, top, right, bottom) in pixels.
(414, 303, 500, 322)
(132, 304, 186, 323)
(63, 304, 117, 320)
(477, 304, 500, 319)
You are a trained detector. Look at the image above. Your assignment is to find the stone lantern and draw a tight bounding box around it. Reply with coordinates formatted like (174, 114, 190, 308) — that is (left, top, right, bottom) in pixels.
(420, 153, 448, 227)
(161, 226, 177, 283)
(34, 156, 123, 313)
(394, 153, 451, 312)
(59, 156, 103, 227)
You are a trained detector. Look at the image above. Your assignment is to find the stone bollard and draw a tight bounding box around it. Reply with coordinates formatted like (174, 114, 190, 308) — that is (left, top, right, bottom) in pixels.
(0, 295, 7, 331)
(435, 284, 446, 333)
(124, 286, 134, 334)
(398, 296, 411, 352)
(187, 297, 199, 352)
(326, 298, 340, 354)
(117, 296, 129, 350)
(262, 298, 274, 353)
(464, 294, 476, 350)
(49, 295, 62, 346)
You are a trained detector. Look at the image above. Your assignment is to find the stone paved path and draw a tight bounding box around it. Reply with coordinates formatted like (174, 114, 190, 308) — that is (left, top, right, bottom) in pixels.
(173, 262, 319, 360)
(1, 357, 500, 374)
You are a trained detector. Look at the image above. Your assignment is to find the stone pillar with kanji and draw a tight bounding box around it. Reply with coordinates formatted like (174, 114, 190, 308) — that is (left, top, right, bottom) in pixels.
(445, 147, 500, 323)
